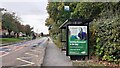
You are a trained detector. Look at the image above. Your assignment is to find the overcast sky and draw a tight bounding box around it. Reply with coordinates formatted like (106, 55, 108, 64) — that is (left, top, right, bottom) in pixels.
(0, 0, 49, 34)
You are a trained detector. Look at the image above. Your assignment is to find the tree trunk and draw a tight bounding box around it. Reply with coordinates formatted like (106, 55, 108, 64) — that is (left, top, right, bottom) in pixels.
(16, 33, 19, 38)
(8, 29, 12, 38)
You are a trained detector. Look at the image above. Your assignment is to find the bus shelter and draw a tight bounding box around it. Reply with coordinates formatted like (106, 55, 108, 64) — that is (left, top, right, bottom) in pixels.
(59, 18, 92, 60)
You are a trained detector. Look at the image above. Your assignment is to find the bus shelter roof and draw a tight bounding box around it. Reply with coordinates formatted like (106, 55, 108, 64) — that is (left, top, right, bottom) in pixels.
(59, 18, 93, 29)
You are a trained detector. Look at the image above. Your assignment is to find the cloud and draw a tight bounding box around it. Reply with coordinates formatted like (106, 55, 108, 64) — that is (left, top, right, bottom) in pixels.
(0, 1, 49, 34)
(0, 0, 48, 2)
(1, 2, 48, 15)
(20, 14, 49, 34)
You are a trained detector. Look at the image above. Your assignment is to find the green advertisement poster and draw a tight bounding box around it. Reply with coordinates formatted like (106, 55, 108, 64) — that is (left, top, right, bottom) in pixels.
(67, 25, 88, 56)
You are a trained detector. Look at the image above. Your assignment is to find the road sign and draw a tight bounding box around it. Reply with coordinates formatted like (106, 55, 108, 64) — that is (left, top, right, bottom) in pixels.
(67, 25, 89, 56)
(64, 6, 69, 11)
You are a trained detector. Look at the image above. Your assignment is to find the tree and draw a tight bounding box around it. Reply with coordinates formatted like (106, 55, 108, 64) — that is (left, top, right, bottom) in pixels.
(1, 8, 33, 37)
(46, 2, 120, 64)
(24, 25, 32, 36)
(2, 12, 17, 36)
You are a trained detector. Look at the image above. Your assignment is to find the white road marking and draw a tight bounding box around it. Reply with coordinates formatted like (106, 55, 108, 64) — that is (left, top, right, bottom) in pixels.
(0, 52, 9, 57)
(19, 63, 34, 66)
(31, 50, 42, 53)
(0, 38, 46, 57)
(17, 58, 35, 65)
(25, 53, 38, 57)
(0, 46, 24, 57)
(0, 44, 38, 57)
(31, 50, 38, 52)
(18, 56, 32, 59)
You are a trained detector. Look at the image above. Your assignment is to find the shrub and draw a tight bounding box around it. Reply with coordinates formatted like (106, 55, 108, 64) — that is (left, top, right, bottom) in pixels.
(90, 7, 120, 63)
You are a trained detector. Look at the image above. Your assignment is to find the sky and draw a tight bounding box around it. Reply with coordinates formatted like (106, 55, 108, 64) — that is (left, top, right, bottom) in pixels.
(0, 0, 49, 34)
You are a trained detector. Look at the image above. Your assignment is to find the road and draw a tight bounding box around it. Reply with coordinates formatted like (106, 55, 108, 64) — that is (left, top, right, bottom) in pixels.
(0, 37, 48, 67)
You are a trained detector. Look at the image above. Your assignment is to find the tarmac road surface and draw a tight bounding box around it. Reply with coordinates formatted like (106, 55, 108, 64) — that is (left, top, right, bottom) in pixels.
(0, 37, 48, 67)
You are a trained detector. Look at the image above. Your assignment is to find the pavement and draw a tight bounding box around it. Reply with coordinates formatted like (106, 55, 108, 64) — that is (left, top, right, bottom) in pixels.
(42, 38, 72, 66)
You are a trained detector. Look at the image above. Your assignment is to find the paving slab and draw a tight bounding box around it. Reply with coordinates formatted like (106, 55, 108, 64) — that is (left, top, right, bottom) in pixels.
(42, 38, 72, 66)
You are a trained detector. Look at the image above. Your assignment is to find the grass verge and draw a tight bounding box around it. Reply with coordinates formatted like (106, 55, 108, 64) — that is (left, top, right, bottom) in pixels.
(0, 38, 23, 44)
